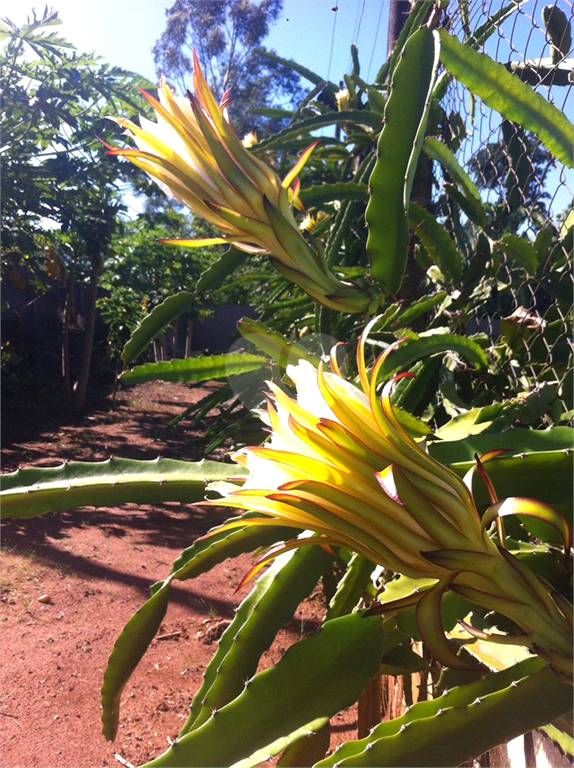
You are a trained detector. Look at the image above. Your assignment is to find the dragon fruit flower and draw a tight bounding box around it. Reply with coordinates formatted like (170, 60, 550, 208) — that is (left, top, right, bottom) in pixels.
(208, 320, 573, 676)
(108, 52, 373, 314)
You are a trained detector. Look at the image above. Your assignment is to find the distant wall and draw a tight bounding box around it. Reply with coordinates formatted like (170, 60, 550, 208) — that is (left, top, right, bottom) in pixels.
(191, 305, 257, 352)
(2, 277, 257, 382)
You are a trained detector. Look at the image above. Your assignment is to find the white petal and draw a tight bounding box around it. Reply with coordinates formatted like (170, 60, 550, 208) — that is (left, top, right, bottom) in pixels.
(286, 360, 337, 421)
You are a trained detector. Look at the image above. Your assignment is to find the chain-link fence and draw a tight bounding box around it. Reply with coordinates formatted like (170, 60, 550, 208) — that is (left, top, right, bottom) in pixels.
(439, 0, 573, 423)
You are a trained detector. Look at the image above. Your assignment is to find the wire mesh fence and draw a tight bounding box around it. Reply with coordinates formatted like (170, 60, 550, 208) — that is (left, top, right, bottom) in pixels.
(439, 0, 573, 423)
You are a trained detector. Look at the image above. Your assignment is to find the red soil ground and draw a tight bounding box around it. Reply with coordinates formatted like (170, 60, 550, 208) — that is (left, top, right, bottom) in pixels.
(1, 382, 355, 768)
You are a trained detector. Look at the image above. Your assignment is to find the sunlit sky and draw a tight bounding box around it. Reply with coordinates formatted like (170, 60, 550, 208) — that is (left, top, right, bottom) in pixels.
(4, 0, 393, 86)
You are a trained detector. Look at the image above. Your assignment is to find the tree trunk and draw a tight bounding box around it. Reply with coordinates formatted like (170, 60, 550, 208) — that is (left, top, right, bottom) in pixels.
(185, 318, 193, 358)
(387, 0, 411, 57)
(357, 674, 382, 738)
(62, 279, 74, 404)
(71, 255, 99, 411)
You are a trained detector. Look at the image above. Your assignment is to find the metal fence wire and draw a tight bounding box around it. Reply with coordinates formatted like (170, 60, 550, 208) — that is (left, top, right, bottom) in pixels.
(438, 0, 573, 424)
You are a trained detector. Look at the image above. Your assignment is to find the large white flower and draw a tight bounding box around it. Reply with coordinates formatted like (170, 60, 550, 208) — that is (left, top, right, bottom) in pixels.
(208, 324, 573, 675)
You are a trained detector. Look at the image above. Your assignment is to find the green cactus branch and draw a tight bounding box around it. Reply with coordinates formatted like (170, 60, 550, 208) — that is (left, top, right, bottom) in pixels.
(317, 657, 572, 767)
(0, 458, 244, 519)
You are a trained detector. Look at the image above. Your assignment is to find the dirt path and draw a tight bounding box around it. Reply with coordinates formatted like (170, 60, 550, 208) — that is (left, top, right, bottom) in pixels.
(1, 383, 354, 768)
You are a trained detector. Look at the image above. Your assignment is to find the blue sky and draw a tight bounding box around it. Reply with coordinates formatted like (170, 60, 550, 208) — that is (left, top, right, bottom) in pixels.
(6, 0, 572, 216)
(6, 0, 391, 86)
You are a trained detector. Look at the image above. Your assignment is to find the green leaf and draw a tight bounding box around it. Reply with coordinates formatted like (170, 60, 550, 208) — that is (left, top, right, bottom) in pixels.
(366, 26, 439, 293)
(497, 234, 539, 276)
(120, 353, 269, 386)
(438, 29, 574, 167)
(435, 403, 516, 440)
(101, 579, 172, 740)
(317, 657, 573, 767)
(101, 513, 297, 741)
(394, 292, 448, 329)
(121, 292, 195, 365)
(326, 553, 378, 621)
(416, 577, 475, 670)
(251, 107, 297, 119)
(541, 721, 574, 757)
(196, 246, 245, 295)
(300, 182, 368, 209)
(0, 458, 243, 519)
(239, 719, 330, 768)
(409, 203, 463, 284)
(140, 613, 385, 768)
(167, 513, 294, 585)
(424, 136, 482, 202)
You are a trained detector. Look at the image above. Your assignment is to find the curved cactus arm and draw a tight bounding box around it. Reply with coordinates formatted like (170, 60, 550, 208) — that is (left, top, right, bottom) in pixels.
(164, 512, 297, 585)
(102, 515, 299, 742)
(445, 450, 574, 510)
(326, 553, 378, 621)
(366, 26, 439, 294)
(140, 613, 385, 768)
(120, 353, 269, 386)
(542, 719, 574, 757)
(121, 291, 195, 365)
(451, 626, 574, 756)
(317, 657, 572, 767)
(179, 542, 334, 735)
(275, 723, 331, 768)
(0, 458, 244, 519)
(437, 29, 574, 167)
(409, 202, 463, 284)
(101, 578, 172, 741)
